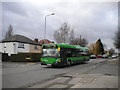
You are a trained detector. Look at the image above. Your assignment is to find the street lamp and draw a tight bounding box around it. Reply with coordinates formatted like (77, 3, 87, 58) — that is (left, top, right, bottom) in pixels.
(44, 13, 55, 44)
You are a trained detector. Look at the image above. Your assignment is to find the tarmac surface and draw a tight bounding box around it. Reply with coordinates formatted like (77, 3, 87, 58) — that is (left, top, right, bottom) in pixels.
(2, 58, 119, 89)
(30, 58, 118, 88)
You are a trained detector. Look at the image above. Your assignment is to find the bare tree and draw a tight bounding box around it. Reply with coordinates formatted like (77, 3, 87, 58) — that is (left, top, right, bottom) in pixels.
(53, 23, 88, 46)
(69, 29, 75, 45)
(71, 36, 88, 47)
(114, 29, 120, 51)
(103, 44, 107, 51)
(108, 48, 115, 56)
(5, 24, 14, 39)
(53, 23, 74, 44)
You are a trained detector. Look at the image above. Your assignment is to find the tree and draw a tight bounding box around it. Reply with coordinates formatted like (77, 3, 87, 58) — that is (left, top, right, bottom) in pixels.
(114, 29, 120, 51)
(53, 23, 74, 43)
(5, 25, 14, 39)
(103, 44, 107, 51)
(80, 38, 88, 47)
(94, 39, 104, 55)
(108, 48, 115, 56)
(34, 38, 38, 42)
(69, 29, 75, 45)
(71, 36, 88, 47)
(88, 43, 96, 54)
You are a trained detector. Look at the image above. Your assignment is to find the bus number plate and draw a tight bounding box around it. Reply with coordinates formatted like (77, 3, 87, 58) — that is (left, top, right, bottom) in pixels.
(47, 64, 51, 66)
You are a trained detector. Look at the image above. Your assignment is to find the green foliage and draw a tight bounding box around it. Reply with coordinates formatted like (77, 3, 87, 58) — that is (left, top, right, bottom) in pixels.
(88, 43, 95, 55)
(94, 39, 104, 55)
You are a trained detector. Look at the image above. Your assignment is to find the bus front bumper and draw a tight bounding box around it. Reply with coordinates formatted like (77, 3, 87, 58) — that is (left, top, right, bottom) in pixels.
(41, 61, 62, 67)
(41, 61, 56, 66)
(41, 61, 47, 65)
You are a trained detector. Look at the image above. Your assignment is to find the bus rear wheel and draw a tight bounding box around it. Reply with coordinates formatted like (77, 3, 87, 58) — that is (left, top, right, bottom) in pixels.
(82, 58, 87, 64)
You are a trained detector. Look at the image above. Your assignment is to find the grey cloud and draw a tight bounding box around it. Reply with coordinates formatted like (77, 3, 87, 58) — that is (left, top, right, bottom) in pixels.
(2, 2, 44, 40)
(2, 1, 118, 49)
(2, 2, 28, 17)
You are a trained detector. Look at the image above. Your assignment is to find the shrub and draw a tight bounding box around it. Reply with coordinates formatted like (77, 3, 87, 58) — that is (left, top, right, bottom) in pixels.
(11, 53, 41, 62)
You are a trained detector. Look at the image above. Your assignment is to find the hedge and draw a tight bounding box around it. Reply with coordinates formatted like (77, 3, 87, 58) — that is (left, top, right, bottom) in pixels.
(2, 53, 10, 62)
(11, 53, 41, 62)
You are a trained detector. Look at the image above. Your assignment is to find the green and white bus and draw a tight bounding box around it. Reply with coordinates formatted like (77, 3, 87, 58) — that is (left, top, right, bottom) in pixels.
(41, 43, 90, 67)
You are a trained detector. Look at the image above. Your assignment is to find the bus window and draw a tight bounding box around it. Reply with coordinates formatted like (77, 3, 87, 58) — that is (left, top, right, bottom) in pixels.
(43, 49, 60, 57)
(80, 51, 89, 56)
(66, 51, 72, 57)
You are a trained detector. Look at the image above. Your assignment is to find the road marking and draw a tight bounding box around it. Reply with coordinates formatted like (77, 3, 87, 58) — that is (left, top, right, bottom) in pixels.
(26, 63, 37, 65)
(20, 63, 37, 66)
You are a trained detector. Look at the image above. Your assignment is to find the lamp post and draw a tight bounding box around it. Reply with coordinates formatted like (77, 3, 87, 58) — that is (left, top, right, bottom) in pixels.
(44, 13, 55, 44)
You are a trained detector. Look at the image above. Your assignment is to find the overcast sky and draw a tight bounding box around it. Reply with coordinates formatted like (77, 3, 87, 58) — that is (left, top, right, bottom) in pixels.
(1, 0, 118, 50)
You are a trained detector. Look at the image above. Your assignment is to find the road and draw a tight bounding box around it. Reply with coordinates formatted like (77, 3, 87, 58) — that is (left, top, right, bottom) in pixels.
(2, 58, 118, 88)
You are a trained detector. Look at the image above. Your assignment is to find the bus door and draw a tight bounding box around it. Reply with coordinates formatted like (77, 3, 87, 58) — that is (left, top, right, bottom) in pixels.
(60, 47, 67, 64)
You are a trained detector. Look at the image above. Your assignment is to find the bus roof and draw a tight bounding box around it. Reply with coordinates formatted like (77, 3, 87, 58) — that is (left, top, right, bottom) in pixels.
(42, 43, 89, 51)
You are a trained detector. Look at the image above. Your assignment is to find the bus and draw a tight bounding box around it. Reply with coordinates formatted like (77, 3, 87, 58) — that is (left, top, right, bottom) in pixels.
(41, 43, 90, 67)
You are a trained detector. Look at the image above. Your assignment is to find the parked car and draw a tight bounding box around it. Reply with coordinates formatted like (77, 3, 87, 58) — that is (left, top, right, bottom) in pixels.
(102, 54, 108, 58)
(96, 55, 102, 58)
(90, 55, 96, 59)
(111, 54, 117, 58)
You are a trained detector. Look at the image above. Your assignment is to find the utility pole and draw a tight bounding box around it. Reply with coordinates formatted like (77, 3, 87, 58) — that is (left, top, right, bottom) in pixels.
(44, 13, 55, 44)
(79, 35, 81, 45)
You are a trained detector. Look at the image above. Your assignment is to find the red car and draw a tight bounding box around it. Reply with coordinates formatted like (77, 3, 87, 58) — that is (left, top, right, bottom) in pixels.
(96, 55, 102, 58)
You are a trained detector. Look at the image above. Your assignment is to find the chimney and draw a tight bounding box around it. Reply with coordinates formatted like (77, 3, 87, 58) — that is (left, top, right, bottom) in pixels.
(34, 38, 38, 42)
(51, 41, 54, 43)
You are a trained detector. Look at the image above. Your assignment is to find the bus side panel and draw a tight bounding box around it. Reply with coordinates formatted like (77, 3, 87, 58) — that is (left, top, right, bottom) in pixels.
(60, 47, 68, 66)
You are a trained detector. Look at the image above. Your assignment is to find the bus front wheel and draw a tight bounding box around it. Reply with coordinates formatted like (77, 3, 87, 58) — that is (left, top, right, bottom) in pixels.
(66, 60, 71, 67)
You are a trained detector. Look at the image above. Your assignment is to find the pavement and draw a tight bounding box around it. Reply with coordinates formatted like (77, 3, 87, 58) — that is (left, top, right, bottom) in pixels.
(30, 73, 118, 88)
(30, 58, 119, 88)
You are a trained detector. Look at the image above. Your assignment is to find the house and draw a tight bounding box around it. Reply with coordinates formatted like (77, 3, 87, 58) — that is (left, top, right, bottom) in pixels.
(0, 34, 42, 56)
(39, 39, 54, 45)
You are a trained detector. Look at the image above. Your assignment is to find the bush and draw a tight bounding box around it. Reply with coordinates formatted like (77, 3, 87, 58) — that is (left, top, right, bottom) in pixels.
(2, 53, 10, 62)
(11, 53, 41, 62)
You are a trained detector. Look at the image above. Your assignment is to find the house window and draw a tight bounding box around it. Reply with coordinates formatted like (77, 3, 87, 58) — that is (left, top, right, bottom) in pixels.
(34, 45, 39, 50)
(18, 43, 24, 48)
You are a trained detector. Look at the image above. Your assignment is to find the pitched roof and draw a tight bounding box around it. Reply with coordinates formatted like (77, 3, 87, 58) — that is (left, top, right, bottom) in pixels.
(39, 39, 53, 45)
(1, 34, 40, 45)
